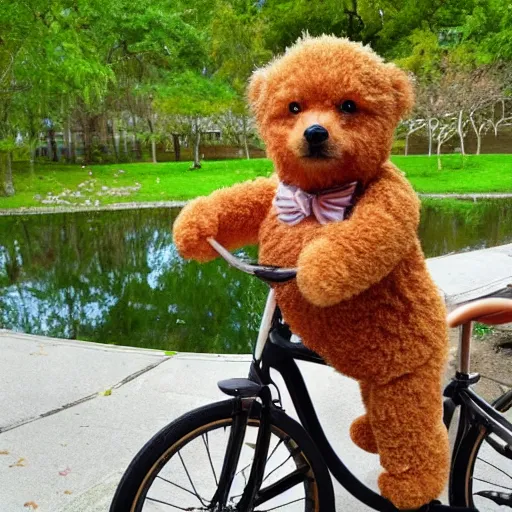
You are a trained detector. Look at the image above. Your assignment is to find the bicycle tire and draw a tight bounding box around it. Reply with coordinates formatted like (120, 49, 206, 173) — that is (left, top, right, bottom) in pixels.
(110, 399, 335, 512)
(449, 389, 512, 508)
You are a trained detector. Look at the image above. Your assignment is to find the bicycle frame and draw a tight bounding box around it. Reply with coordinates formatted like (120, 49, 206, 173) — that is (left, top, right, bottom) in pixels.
(234, 290, 512, 512)
(205, 238, 512, 511)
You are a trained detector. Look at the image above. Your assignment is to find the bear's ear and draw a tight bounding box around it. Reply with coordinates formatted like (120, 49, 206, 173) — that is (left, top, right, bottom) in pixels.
(247, 68, 268, 111)
(388, 65, 415, 120)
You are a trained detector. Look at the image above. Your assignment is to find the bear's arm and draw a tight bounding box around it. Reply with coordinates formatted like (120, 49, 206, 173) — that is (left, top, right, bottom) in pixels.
(173, 176, 277, 262)
(297, 163, 420, 307)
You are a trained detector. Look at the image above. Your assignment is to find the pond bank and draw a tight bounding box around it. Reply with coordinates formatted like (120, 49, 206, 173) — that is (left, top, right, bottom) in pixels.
(0, 200, 188, 216)
(0, 193, 511, 216)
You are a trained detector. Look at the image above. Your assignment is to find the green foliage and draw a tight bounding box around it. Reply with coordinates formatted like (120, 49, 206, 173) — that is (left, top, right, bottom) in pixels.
(474, 322, 495, 337)
(1, 0, 512, 194)
(155, 71, 236, 117)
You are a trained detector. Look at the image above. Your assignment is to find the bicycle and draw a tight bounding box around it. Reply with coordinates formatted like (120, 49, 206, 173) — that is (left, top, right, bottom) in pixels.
(110, 238, 512, 512)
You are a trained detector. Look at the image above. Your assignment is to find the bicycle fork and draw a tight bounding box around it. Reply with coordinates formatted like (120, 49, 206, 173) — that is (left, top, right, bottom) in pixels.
(211, 378, 272, 510)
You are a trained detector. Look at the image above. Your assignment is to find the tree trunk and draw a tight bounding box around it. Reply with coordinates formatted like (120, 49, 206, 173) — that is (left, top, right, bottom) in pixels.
(242, 116, 250, 159)
(48, 129, 58, 162)
(131, 116, 142, 160)
(70, 130, 76, 163)
(110, 119, 119, 162)
(457, 110, 465, 155)
(151, 139, 157, 163)
(192, 118, 201, 169)
(46, 133, 52, 160)
(148, 118, 157, 163)
(83, 123, 92, 164)
(405, 133, 409, 156)
(135, 138, 142, 160)
(64, 118, 72, 164)
(469, 111, 481, 156)
(428, 120, 433, 157)
(123, 130, 128, 160)
(27, 137, 38, 174)
(172, 134, 181, 161)
(437, 140, 443, 170)
(131, 133, 137, 159)
(30, 146, 36, 174)
(1, 152, 15, 196)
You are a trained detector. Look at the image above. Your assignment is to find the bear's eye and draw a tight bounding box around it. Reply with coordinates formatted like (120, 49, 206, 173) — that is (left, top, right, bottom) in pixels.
(339, 100, 357, 114)
(289, 102, 302, 114)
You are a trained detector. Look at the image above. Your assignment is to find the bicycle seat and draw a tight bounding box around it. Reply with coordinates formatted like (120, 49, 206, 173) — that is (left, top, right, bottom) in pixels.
(447, 298, 512, 328)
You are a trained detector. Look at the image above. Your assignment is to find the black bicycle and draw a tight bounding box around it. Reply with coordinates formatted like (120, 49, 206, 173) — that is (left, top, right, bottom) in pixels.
(110, 239, 512, 512)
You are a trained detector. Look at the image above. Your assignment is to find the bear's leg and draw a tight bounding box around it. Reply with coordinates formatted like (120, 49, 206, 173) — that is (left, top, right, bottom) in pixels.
(350, 381, 378, 453)
(370, 364, 449, 510)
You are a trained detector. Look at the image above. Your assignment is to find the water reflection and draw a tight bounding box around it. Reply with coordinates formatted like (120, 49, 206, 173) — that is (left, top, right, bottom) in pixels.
(419, 200, 512, 257)
(0, 201, 511, 353)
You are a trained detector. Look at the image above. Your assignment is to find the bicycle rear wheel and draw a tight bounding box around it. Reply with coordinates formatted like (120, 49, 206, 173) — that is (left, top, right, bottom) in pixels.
(450, 388, 512, 509)
(110, 399, 334, 511)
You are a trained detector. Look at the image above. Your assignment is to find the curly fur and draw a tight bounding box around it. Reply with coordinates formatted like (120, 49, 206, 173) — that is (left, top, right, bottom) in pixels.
(173, 35, 449, 509)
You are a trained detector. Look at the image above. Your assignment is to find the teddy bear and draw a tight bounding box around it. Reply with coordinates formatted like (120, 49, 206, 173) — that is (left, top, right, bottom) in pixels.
(173, 35, 449, 510)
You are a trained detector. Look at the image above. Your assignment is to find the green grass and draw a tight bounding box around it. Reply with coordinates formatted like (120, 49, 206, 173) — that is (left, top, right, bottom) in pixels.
(1, 154, 511, 209)
(394, 154, 512, 194)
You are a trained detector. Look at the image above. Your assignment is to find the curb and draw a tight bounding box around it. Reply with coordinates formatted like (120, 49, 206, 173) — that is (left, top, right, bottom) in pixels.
(0, 194, 511, 216)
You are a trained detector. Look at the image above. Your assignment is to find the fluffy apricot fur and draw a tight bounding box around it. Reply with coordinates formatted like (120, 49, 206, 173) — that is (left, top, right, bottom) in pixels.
(173, 35, 449, 509)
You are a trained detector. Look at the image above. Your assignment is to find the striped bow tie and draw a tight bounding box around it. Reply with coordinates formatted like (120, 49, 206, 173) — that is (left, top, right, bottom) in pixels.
(273, 181, 358, 226)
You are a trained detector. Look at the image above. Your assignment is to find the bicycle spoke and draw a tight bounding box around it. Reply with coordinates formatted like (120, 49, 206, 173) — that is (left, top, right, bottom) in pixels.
(263, 447, 300, 484)
(156, 475, 208, 502)
(266, 437, 287, 465)
(202, 432, 218, 486)
(256, 496, 307, 511)
(146, 495, 208, 510)
(235, 437, 286, 482)
(477, 457, 512, 482)
(178, 452, 209, 507)
(473, 477, 512, 491)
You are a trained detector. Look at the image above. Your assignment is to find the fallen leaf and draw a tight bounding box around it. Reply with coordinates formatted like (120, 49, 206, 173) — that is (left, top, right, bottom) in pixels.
(10, 458, 26, 467)
(23, 502, 38, 509)
(64, 490, 72, 495)
(59, 466, 71, 476)
(99, 389, 112, 396)
(30, 345, 48, 356)
(0, 450, 9, 455)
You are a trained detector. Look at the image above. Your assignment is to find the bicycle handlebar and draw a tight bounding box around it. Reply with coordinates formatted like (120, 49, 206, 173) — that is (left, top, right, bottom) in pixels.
(207, 238, 297, 283)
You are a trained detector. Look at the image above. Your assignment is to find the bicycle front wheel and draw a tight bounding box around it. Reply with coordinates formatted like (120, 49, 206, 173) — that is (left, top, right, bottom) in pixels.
(450, 389, 512, 509)
(110, 399, 334, 512)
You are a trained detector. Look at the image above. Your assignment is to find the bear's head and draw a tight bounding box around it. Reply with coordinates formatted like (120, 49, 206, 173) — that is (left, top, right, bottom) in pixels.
(248, 35, 414, 191)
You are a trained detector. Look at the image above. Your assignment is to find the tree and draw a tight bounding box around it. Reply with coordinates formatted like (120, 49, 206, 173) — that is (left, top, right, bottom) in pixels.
(210, 0, 272, 158)
(155, 71, 235, 169)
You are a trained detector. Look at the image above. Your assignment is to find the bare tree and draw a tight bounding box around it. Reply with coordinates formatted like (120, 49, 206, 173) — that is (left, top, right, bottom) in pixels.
(400, 118, 426, 155)
(491, 98, 512, 136)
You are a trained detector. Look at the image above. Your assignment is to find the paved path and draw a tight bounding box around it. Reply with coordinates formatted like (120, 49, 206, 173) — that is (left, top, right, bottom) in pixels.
(1, 244, 512, 511)
(0, 333, 383, 512)
(428, 243, 512, 305)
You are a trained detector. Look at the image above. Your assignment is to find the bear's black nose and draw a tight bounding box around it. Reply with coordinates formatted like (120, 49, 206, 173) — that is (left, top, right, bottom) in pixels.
(304, 125, 329, 146)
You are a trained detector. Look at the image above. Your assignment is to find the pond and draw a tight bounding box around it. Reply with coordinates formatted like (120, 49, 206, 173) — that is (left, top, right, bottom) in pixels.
(1, 200, 511, 354)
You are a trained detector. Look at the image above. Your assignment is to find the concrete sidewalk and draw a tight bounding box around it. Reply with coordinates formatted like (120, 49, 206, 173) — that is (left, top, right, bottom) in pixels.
(0, 333, 381, 512)
(1, 243, 511, 511)
(428, 242, 512, 305)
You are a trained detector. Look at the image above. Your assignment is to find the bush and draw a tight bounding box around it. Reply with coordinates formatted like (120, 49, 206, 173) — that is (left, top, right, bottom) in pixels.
(391, 139, 406, 155)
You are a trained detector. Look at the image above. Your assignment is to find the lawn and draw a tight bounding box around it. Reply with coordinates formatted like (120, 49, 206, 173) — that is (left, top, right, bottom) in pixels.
(1, 154, 511, 209)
